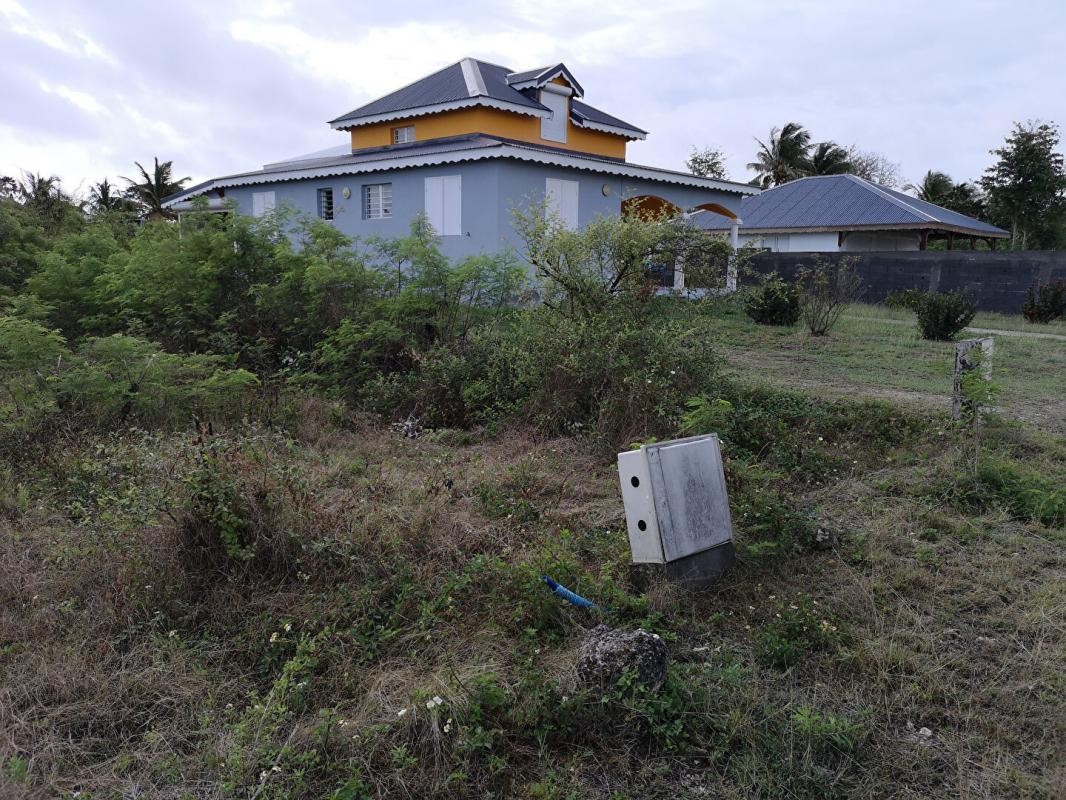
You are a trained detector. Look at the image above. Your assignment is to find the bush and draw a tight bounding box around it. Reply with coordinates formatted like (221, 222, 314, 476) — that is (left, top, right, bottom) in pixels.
(478, 310, 721, 446)
(914, 290, 976, 340)
(1023, 280, 1066, 323)
(884, 288, 925, 312)
(795, 256, 864, 336)
(743, 273, 801, 326)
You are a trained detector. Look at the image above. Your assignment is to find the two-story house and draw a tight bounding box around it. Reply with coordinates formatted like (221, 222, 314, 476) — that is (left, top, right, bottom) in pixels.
(164, 59, 756, 259)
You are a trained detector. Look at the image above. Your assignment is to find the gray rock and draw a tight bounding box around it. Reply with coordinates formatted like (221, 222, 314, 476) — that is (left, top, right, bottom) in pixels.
(576, 624, 668, 691)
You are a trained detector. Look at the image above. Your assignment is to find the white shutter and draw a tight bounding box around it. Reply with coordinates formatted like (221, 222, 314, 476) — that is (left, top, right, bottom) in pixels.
(425, 177, 443, 233)
(252, 191, 275, 218)
(539, 87, 568, 143)
(425, 175, 461, 235)
(545, 178, 579, 230)
(442, 175, 461, 236)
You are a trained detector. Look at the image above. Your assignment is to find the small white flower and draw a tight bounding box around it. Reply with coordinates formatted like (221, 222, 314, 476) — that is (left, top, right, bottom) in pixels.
(398, 708, 408, 717)
(269, 632, 279, 643)
(284, 623, 292, 632)
(168, 630, 178, 638)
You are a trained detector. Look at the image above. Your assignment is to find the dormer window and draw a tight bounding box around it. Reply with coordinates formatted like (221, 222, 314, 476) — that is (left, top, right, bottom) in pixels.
(539, 84, 569, 144)
(392, 125, 415, 145)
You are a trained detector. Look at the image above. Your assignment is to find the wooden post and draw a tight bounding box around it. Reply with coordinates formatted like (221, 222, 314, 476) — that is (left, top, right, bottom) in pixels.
(919, 230, 929, 251)
(947, 232, 954, 250)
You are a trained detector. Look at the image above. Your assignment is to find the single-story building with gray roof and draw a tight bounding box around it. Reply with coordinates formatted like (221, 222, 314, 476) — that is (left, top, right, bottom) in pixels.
(687, 174, 1008, 252)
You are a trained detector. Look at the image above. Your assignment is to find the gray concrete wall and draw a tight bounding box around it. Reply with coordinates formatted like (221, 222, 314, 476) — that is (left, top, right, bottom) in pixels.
(747, 250, 1066, 314)
(224, 158, 746, 263)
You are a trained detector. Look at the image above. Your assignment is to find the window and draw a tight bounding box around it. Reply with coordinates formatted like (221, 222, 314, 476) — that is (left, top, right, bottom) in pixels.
(363, 183, 392, 219)
(317, 188, 334, 221)
(424, 175, 461, 236)
(252, 190, 276, 218)
(392, 125, 415, 144)
(545, 178, 579, 230)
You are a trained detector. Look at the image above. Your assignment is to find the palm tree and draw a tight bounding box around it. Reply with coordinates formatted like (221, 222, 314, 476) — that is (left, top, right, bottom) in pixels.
(904, 170, 955, 205)
(88, 178, 134, 216)
(747, 122, 812, 188)
(806, 141, 852, 176)
(122, 157, 189, 219)
(16, 171, 79, 230)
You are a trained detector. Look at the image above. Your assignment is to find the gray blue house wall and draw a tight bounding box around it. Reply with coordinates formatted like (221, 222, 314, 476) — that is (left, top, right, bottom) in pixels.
(221, 158, 744, 262)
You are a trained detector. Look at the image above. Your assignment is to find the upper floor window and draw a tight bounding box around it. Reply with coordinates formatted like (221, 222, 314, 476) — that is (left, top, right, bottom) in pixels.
(392, 125, 415, 144)
(317, 188, 334, 220)
(363, 183, 392, 219)
(252, 190, 276, 218)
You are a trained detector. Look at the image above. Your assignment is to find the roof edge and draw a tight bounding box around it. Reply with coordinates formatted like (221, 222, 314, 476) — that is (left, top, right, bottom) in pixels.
(329, 96, 549, 129)
(164, 139, 760, 207)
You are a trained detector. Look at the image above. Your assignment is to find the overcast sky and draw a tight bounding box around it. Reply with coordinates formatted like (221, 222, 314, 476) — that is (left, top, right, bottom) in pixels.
(2, 0, 1064, 195)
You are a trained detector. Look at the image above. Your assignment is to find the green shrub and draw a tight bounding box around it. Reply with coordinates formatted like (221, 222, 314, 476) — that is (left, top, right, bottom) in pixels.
(913, 290, 976, 340)
(795, 255, 864, 336)
(1022, 279, 1066, 323)
(743, 273, 800, 326)
(477, 310, 721, 446)
(883, 288, 925, 312)
(976, 456, 1066, 528)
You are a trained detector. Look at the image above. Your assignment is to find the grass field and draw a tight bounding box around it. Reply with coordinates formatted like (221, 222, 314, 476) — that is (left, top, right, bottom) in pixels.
(1, 302, 1064, 799)
(700, 301, 1066, 435)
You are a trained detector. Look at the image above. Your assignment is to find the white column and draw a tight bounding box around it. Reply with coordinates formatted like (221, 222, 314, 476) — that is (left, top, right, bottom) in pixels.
(726, 220, 741, 292)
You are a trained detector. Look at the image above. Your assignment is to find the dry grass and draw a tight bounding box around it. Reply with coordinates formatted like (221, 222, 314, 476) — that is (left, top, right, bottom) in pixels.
(0, 395, 1062, 798)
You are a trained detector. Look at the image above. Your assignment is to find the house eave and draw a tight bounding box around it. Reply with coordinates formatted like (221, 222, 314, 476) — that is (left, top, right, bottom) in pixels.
(163, 140, 760, 208)
(737, 223, 1010, 238)
(571, 117, 647, 140)
(329, 96, 550, 130)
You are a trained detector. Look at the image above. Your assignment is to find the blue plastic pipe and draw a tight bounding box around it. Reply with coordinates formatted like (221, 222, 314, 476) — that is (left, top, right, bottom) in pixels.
(542, 576, 598, 610)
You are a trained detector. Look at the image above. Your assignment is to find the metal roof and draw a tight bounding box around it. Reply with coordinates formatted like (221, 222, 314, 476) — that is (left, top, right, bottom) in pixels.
(162, 134, 759, 208)
(328, 58, 644, 137)
(688, 174, 1008, 237)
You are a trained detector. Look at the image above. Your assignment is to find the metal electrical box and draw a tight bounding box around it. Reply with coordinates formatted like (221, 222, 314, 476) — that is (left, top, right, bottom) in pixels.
(617, 434, 733, 564)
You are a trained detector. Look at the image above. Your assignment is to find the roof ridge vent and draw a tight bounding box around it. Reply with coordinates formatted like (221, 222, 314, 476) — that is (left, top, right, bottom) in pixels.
(460, 57, 488, 97)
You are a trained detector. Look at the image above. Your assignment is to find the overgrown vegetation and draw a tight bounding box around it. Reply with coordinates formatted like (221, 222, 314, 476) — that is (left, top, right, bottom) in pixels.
(1023, 278, 1066, 323)
(795, 255, 865, 336)
(1, 186, 1063, 799)
(743, 272, 801, 326)
(886, 288, 978, 340)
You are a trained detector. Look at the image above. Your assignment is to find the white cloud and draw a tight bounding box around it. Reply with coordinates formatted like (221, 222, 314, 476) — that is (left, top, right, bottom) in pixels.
(1, 0, 115, 62)
(38, 80, 108, 116)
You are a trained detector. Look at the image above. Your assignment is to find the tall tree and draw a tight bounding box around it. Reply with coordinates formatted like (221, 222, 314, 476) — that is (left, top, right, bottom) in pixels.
(686, 146, 729, 180)
(747, 122, 812, 187)
(905, 170, 955, 205)
(122, 158, 190, 219)
(844, 147, 902, 187)
(806, 141, 852, 176)
(906, 171, 986, 219)
(980, 121, 1066, 249)
(14, 171, 81, 233)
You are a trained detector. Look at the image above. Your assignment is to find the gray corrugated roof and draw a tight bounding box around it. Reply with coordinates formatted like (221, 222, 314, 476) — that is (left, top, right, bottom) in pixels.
(688, 174, 1008, 236)
(329, 60, 545, 126)
(328, 58, 644, 136)
(162, 133, 759, 207)
(571, 99, 647, 135)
